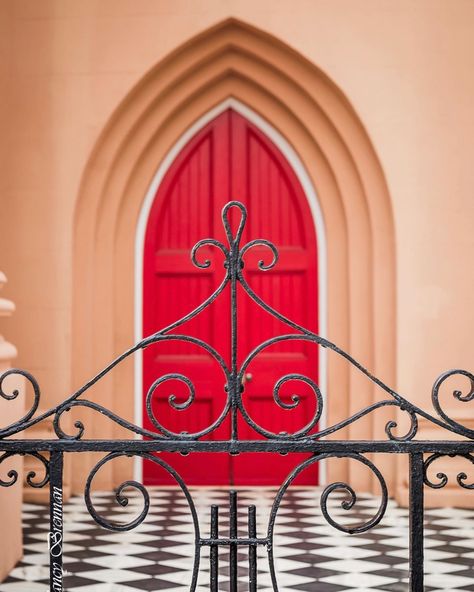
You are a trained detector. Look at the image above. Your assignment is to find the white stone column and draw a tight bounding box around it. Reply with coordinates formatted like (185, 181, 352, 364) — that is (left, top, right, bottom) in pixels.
(0, 272, 24, 580)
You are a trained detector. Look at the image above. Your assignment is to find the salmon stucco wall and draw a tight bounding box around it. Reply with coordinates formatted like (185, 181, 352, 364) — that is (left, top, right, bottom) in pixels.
(0, 0, 473, 506)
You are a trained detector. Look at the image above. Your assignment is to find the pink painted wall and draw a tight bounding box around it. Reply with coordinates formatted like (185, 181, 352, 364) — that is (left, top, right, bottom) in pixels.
(0, 0, 473, 498)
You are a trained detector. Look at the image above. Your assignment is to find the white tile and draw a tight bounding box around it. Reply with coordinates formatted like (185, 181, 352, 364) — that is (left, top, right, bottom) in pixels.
(439, 528, 474, 538)
(320, 572, 397, 588)
(0, 583, 48, 592)
(21, 553, 50, 566)
(382, 536, 443, 548)
(420, 560, 470, 574)
(92, 543, 157, 555)
(425, 548, 458, 560)
(371, 526, 410, 537)
(387, 547, 455, 561)
(9, 565, 49, 581)
(270, 545, 308, 558)
(95, 532, 157, 544)
(427, 508, 473, 518)
(313, 546, 380, 560)
(316, 558, 392, 573)
(306, 534, 372, 546)
(154, 543, 197, 557)
(153, 570, 197, 585)
(22, 504, 45, 511)
(430, 517, 474, 528)
(244, 571, 313, 587)
(64, 542, 86, 553)
(65, 584, 140, 592)
(27, 533, 52, 542)
(157, 558, 199, 570)
(82, 555, 155, 569)
(23, 543, 50, 553)
(424, 573, 474, 588)
(302, 523, 375, 537)
(79, 569, 150, 583)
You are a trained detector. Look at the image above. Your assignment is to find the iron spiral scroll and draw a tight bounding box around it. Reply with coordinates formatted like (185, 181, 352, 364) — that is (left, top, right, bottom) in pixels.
(0, 201, 473, 592)
(1, 200, 473, 444)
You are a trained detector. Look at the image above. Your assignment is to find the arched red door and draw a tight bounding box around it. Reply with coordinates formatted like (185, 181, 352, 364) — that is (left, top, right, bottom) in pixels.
(143, 109, 318, 485)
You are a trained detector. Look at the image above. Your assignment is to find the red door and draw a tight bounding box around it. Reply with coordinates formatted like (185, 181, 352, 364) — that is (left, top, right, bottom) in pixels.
(143, 109, 318, 485)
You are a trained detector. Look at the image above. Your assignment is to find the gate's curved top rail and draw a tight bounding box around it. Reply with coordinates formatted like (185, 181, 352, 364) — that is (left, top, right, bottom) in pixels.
(1, 201, 473, 442)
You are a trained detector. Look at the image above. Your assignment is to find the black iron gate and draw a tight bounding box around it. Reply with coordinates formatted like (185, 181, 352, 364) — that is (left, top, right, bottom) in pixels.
(0, 201, 473, 591)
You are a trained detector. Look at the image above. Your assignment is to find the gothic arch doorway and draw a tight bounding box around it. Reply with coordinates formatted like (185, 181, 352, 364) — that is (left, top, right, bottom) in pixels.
(142, 108, 319, 485)
(73, 19, 395, 494)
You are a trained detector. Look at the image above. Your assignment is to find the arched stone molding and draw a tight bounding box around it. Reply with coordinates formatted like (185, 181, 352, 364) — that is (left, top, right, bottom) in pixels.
(73, 19, 395, 493)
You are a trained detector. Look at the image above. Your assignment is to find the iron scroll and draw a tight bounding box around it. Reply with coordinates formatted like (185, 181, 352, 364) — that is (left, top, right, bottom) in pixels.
(0, 201, 472, 592)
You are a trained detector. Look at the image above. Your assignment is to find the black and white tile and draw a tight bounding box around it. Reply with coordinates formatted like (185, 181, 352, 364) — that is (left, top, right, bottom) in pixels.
(1, 487, 473, 591)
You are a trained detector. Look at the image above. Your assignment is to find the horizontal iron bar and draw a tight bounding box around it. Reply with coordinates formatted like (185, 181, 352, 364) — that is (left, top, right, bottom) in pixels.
(200, 537, 268, 546)
(0, 439, 473, 454)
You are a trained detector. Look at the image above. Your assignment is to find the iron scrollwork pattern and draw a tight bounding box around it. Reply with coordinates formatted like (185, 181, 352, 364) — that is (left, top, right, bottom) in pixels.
(0, 201, 472, 592)
(0, 450, 49, 488)
(1, 201, 473, 443)
(424, 452, 474, 490)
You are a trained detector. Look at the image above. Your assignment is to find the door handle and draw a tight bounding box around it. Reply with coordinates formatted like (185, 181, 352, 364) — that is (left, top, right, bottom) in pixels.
(242, 373, 253, 385)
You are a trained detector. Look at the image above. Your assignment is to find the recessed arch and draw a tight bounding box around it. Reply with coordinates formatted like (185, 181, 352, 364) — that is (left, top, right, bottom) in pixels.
(73, 18, 395, 493)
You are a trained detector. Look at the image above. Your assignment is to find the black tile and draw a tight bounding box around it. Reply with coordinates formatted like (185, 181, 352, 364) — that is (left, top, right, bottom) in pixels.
(129, 563, 181, 576)
(285, 566, 343, 579)
(371, 567, 409, 579)
(433, 544, 473, 554)
(364, 554, 405, 566)
(138, 550, 190, 563)
(378, 583, 411, 592)
(290, 552, 339, 564)
(62, 575, 101, 587)
(122, 577, 180, 590)
(289, 581, 347, 591)
(66, 549, 111, 560)
(63, 560, 104, 573)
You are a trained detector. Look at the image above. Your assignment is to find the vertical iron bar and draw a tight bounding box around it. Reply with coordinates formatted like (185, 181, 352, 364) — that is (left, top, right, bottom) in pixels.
(230, 241, 239, 441)
(248, 505, 257, 592)
(409, 452, 424, 592)
(49, 451, 64, 592)
(210, 504, 219, 592)
(229, 490, 238, 592)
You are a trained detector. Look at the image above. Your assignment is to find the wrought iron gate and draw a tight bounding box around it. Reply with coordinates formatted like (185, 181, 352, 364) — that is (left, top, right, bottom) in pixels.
(0, 201, 473, 591)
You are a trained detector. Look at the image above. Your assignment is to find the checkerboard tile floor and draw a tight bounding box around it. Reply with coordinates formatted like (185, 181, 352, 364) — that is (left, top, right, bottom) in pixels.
(1, 487, 473, 591)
